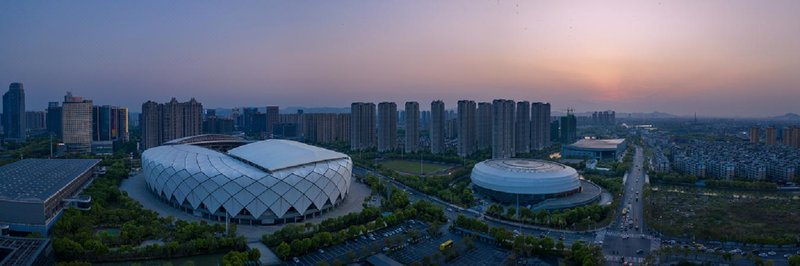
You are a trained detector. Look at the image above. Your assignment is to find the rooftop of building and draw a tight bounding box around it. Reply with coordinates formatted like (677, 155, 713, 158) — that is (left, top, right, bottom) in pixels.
(566, 139, 626, 150)
(0, 236, 50, 266)
(228, 139, 349, 172)
(0, 159, 100, 202)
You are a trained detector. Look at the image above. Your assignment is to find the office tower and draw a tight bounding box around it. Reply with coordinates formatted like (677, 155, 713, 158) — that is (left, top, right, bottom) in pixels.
(2, 83, 25, 141)
(476, 102, 492, 151)
(515, 101, 530, 153)
(239, 107, 259, 133)
(749, 126, 760, 144)
(531, 102, 551, 150)
(140, 98, 203, 150)
(116, 107, 129, 142)
(266, 106, 279, 138)
(377, 102, 397, 152)
(765, 126, 777, 145)
(350, 102, 376, 150)
(62, 93, 93, 153)
(25, 111, 45, 131)
(47, 102, 63, 138)
(457, 100, 477, 157)
(430, 100, 445, 154)
(492, 99, 515, 159)
(405, 102, 420, 153)
(550, 120, 560, 142)
(560, 112, 577, 144)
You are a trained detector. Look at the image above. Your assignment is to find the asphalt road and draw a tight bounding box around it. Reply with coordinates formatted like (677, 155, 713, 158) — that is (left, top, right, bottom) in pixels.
(602, 146, 656, 264)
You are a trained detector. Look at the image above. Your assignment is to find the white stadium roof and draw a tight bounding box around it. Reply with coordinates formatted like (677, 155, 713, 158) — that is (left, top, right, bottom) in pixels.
(228, 139, 349, 172)
(141, 139, 353, 221)
(471, 159, 580, 195)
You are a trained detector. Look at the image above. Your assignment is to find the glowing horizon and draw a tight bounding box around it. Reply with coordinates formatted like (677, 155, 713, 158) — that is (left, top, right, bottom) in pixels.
(1, 1, 799, 116)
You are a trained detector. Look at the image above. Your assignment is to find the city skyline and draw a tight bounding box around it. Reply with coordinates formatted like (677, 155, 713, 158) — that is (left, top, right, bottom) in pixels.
(2, 1, 800, 117)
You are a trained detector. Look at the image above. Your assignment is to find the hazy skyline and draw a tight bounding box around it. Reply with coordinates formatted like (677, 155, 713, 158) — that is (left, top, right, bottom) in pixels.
(1, 1, 799, 116)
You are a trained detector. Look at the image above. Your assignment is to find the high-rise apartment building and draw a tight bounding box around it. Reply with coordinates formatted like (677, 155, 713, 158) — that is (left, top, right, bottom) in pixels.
(430, 100, 445, 154)
(749, 126, 760, 144)
(404, 102, 420, 153)
(377, 102, 398, 152)
(476, 102, 492, 151)
(560, 112, 577, 144)
(591, 111, 616, 125)
(62, 93, 93, 153)
(531, 102, 551, 150)
(140, 98, 203, 150)
(492, 99, 515, 159)
(457, 100, 477, 157)
(2, 82, 25, 141)
(550, 120, 560, 142)
(266, 106, 279, 138)
(351, 102, 376, 150)
(336, 113, 351, 143)
(514, 101, 530, 153)
(765, 126, 777, 145)
(783, 126, 800, 148)
(47, 102, 63, 139)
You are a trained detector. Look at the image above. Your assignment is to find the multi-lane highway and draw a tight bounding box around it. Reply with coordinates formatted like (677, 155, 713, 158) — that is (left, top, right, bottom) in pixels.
(601, 146, 657, 264)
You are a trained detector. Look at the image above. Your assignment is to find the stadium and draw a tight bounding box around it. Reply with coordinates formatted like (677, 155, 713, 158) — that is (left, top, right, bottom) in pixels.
(141, 136, 352, 225)
(471, 159, 583, 205)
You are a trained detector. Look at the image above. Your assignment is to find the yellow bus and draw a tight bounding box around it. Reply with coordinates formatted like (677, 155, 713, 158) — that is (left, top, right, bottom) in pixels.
(439, 240, 453, 251)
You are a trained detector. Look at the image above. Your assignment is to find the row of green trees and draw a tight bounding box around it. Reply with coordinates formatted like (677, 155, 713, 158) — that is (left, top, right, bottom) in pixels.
(378, 166, 476, 207)
(54, 159, 246, 262)
(485, 203, 611, 230)
(270, 199, 445, 260)
(261, 207, 381, 247)
(650, 172, 778, 190)
(452, 215, 604, 265)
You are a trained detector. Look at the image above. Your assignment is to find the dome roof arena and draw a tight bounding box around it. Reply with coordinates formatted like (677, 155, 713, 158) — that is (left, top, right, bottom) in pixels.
(142, 139, 352, 225)
(471, 159, 581, 204)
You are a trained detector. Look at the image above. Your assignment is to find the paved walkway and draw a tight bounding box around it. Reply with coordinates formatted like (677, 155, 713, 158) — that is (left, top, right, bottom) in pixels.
(121, 172, 373, 265)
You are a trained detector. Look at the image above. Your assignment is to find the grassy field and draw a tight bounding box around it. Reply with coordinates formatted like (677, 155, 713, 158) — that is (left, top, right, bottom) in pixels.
(380, 160, 452, 175)
(645, 185, 800, 244)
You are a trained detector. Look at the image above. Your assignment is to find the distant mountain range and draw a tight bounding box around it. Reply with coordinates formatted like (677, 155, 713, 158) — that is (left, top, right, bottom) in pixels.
(770, 113, 800, 120)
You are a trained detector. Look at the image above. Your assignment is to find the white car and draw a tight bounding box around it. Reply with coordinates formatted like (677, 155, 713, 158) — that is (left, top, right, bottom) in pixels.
(767, 251, 776, 256)
(293, 257, 300, 263)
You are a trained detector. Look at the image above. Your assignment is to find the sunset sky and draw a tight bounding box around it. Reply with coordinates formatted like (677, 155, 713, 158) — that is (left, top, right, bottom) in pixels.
(1, 1, 799, 116)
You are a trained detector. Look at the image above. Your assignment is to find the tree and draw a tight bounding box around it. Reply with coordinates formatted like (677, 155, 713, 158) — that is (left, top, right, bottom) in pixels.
(276, 242, 291, 260)
(556, 240, 565, 252)
(248, 248, 261, 261)
(788, 255, 800, 266)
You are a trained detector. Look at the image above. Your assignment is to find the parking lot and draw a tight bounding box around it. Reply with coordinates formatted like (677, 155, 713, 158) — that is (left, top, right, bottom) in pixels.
(288, 220, 429, 266)
(389, 230, 511, 265)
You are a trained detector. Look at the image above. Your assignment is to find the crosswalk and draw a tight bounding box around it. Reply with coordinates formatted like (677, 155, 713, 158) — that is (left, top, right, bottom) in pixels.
(595, 229, 607, 243)
(605, 231, 659, 241)
(605, 255, 645, 263)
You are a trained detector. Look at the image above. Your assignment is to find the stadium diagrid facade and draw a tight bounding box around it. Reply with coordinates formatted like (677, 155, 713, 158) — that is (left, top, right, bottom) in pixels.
(142, 137, 352, 225)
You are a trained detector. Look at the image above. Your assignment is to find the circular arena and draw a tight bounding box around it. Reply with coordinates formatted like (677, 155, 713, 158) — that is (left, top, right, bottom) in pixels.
(471, 159, 582, 205)
(141, 138, 352, 225)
